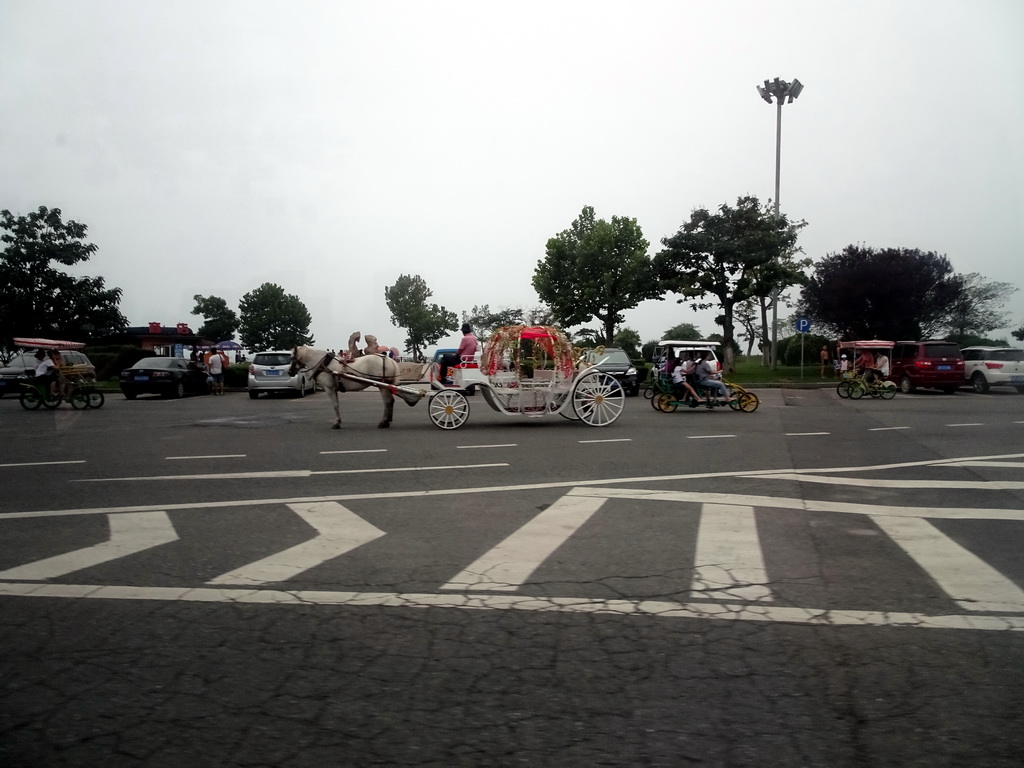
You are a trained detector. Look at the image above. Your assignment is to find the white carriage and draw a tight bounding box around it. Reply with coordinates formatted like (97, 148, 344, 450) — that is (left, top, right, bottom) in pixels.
(425, 325, 625, 430)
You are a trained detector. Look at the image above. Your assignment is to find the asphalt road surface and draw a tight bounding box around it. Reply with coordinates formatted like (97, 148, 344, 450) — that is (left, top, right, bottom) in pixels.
(2, 383, 1023, 767)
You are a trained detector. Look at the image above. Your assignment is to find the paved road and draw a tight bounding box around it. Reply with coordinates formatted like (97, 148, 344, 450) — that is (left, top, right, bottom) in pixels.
(1, 386, 1023, 766)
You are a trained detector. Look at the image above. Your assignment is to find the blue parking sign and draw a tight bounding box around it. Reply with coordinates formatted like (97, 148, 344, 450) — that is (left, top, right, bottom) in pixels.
(795, 317, 812, 334)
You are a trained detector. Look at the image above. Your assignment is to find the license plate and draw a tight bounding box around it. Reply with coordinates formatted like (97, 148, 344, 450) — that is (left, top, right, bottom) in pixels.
(937, 365, 951, 371)
(134, 375, 149, 381)
(264, 370, 281, 376)
(1011, 375, 1024, 383)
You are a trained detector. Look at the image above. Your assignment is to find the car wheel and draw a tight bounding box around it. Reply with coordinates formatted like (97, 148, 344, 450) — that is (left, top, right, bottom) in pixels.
(970, 373, 989, 394)
(174, 382, 185, 399)
(899, 376, 915, 394)
(249, 390, 259, 399)
(628, 384, 639, 397)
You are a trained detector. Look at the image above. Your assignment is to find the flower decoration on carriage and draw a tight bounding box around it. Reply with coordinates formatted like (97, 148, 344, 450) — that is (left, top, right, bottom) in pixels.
(481, 325, 575, 381)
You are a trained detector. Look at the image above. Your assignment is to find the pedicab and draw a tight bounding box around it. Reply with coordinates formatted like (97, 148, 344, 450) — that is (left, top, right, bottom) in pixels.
(11, 337, 105, 410)
(835, 340, 896, 400)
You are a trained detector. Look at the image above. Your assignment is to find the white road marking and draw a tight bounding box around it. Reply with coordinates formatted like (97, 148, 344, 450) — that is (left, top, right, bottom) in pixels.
(687, 435, 735, 440)
(745, 473, 1024, 491)
(6, 451, 1024, 520)
(868, 426, 910, 431)
(71, 463, 509, 482)
(457, 444, 517, 449)
(946, 423, 984, 427)
(208, 502, 385, 586)
(440, 495, 607, 591)
(0, 512, 178, 581)
(1, 582, 1021, 632)
(0, 460, 86, 468)
(578, 438, 632, 444)
(942, 461, 1024, 468)
(784, 432, 830, 436)
(320, 449, 387, 455)
(692, 504, 772, 601)
(870, 515, 1024, 612)
(165, 454, 246, 460)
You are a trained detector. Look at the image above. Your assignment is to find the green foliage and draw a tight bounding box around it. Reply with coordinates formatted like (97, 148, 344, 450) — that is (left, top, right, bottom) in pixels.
(1013, 326, 1024, 342)
(777, 332, 831, 366)
(462, 304, 524, 339)
(237, 282, 313, 351)
(943, 272, 1017, 338)
(225, 363, 249, 388)
(612, 327, 642, 357)
(384, 274, 458, 359)
(655, 196, 805, 373)
(192, 295, 239, 341)
(533, 205, 661, 345)
(83, 345, 153, 380)
(800, 245, 962, 340)
(0, 206, 126, 355)
(661, 322, 703, 341)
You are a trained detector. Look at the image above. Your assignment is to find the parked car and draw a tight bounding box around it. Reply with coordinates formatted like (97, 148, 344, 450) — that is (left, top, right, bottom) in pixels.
(960, 346, 1024, 394)
(889, 340, 965, 394)
(248, 350, 315, 398)
(0, 350, 95, 398)
(120, 357, 211, 399)
(582, 346, 639, 396)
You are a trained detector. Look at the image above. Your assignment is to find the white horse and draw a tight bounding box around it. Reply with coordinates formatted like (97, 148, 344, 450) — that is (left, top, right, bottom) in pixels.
(290, 346, 401, 429)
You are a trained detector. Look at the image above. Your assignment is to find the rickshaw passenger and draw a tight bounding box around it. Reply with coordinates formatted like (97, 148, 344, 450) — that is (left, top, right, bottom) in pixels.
(671, 359, 701, 406)
(695, 353, 737, 409)
(855, 349, 874, 378)
(33, 350, 58, 396)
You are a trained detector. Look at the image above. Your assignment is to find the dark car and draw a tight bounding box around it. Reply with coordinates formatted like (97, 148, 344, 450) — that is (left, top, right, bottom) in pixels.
(582, 347, 639, 396)
(890, 340, 965, 394)
(120, 357, 211, 399)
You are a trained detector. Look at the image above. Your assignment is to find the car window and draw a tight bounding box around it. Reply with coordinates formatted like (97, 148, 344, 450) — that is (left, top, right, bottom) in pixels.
(990, 349, 1024, 362)
(131, 358, 181, 369)
(922, 343, 961, 358)
(254, 353, 292, 366)
(588, 349, 630, 365)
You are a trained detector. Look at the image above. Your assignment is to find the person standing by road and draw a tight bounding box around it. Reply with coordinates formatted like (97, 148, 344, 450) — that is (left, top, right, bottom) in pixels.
(204, 347, 230, 395)
(820, 345, 831, 378)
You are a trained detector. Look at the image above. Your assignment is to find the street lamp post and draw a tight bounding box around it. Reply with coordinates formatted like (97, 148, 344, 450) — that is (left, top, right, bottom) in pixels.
(756, 76, 803, 369)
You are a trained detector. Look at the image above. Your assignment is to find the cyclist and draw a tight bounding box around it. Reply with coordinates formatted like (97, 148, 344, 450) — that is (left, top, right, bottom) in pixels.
(695, 352, 737, 409)
(32, 350, 58, 396)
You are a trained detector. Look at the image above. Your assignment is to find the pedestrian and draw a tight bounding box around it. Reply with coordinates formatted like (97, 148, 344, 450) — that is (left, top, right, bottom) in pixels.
(839, 354, 850, 375)
(204, 346, 230, 395)
(820, 345, 831, 378)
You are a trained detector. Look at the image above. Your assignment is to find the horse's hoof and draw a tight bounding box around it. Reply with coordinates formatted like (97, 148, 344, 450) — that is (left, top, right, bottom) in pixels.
(332, 423, 341, 430)
(378, 422, 390, 429)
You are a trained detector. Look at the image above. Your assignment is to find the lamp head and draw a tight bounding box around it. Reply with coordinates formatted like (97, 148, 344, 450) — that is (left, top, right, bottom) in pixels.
(756, 85, 772, 104)
(787, 78, 804, 101)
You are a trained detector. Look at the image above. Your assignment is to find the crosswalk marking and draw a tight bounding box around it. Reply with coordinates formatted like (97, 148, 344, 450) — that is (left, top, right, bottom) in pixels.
(692, 504, 772, 601)
(440, 495, 607, 591)
(0, 511, 177, 581)
(208, 502, 385, 586)
(869, 515, 1024, 613)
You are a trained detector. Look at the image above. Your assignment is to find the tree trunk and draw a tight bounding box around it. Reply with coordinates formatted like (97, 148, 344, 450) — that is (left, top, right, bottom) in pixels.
(721, 302, 736, 374)
(758, 296, 771, 367)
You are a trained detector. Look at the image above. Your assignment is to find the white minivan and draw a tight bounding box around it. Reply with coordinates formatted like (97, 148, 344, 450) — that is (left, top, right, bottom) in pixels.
(653, 340, 722, 374)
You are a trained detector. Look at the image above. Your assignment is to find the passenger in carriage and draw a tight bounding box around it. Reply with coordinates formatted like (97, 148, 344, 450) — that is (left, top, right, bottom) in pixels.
(671, 355, 701, 407)
(440, 323, 478, 385)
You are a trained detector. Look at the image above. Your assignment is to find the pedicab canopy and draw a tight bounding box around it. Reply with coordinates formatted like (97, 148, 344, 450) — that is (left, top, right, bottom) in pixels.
(13, 337, 86, 351)
(482, 325, 576, 379)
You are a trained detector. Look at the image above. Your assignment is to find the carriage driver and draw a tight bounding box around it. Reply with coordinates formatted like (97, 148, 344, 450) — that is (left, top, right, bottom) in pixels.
(440, 323, 479, 385)
(33, 349, 59, 396)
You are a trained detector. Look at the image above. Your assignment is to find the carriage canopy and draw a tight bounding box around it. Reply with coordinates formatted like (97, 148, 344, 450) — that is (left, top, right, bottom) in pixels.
(482, 325, 575, 380)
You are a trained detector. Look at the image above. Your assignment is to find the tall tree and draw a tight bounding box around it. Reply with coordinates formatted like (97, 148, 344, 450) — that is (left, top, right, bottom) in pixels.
(612, 327, 642, 358)
(192, 294, 239, 341)
(661, 322, 703, 341)
(800, 245, 962, 340)
(384, 274, 457, 360)
(533, 206, 661, 345)
(237, 282, 313, 351)
(943, 272, 1017, 339)
(0, 206, 126, 355)
(655, 196, 803, 372)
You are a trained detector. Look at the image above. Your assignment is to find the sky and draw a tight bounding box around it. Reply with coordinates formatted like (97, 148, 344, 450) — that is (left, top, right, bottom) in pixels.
(2, 0, 1023, 353)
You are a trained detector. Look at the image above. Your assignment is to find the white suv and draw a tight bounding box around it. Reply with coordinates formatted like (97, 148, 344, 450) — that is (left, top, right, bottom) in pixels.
(653, 340, 722, 373)
(960, 346, 1024, 394)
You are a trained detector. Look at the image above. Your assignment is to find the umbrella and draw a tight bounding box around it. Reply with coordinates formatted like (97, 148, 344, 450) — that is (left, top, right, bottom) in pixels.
(214, 340, 242, 350)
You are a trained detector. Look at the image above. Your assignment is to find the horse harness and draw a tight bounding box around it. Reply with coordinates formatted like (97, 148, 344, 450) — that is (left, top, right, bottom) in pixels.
(293, 350, 392, 388)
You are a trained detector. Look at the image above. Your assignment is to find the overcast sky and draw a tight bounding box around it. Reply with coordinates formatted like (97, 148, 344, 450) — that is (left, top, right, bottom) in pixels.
(3, 1, 1022, 352)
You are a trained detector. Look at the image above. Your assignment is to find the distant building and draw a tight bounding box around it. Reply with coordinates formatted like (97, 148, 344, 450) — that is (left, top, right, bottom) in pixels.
(99, 323, 210, 355)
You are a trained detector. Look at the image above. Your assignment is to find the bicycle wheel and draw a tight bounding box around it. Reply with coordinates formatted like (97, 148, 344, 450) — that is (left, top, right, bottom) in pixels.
(19, 388, 42, 410)
(879, 382, 896, 400)
(738, 392, 759, 412)
(70, 388, 90, 410)
(643, 386, 654, 400)
(654, 393, 678, 413)
(836, 381, 852, 398)
(849, 381, 865, 400)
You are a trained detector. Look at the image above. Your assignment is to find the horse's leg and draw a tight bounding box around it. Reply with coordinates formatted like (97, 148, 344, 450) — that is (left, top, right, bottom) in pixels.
(379, 388, 394, 428)
(321, 373, 342, 428)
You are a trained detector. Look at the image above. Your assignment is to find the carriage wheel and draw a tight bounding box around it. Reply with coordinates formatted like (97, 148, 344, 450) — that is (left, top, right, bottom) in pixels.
(572, 371, 624, 426)
(738, 392, 759, 412)
(428, 389, 469, 430)
(654, 393, 678, 413)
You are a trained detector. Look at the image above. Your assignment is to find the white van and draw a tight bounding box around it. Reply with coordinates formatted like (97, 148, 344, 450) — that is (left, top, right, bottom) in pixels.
(653, 340, 721, 374)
